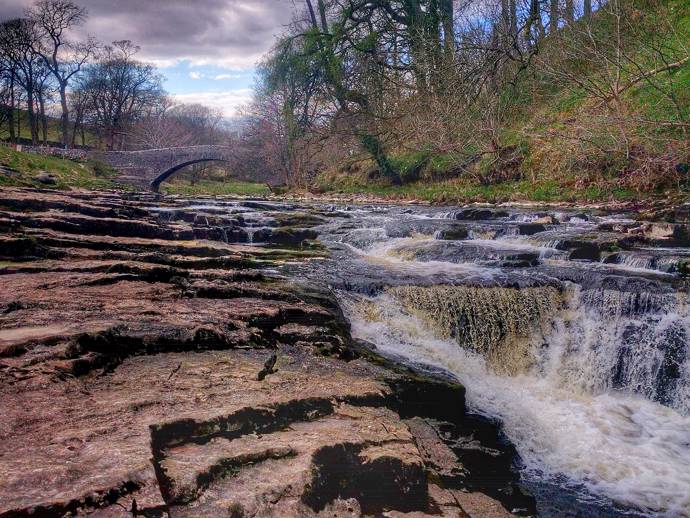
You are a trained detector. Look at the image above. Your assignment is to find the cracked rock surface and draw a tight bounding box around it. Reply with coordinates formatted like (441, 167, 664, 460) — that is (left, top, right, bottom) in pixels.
(0, 188, 528, 518)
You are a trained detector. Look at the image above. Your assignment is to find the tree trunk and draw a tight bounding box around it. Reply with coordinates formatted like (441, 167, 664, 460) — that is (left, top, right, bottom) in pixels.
(26, 90, 38, 145)
(59, 82, 70, 148)
(316, 0, 328, 32)
(304, 0, 318, 29)
(407, 2, 429, 93)
(440, 0, 454, 59)
(584, 0, 592, 18)
(501, 0, 511, 34)
(71, 121, 78, 148)
(550, 0, 559, 34)
(526, 0, 544, 46)
(565, 0, 575, 25)
(501, 0, 517, 41)
(38, 91, 48, 145)
(8, 73, 16, 143)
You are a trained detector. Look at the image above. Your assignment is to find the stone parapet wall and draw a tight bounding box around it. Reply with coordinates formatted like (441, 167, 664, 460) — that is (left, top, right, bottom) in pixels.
(19, 145, 89, 161)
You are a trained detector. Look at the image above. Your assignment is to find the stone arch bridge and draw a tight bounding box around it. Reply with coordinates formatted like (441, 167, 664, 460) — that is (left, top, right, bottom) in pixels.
(88, 145, 237, 191)
(19, 144, 277, 191)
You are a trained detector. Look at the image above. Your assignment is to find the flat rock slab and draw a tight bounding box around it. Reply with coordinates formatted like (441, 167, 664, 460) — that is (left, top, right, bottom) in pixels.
(0, 346, 389, 516)
(0, 187, 521, 518)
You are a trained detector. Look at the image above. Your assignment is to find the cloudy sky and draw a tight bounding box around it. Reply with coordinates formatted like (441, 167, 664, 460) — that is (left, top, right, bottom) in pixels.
(0, 0, 296, 116)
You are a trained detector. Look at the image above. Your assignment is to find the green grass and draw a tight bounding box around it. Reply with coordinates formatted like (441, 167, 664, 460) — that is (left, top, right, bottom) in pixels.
(316, 173, 642, 204)
(0, 146, 121, 190)
(161, 179, 272, 196)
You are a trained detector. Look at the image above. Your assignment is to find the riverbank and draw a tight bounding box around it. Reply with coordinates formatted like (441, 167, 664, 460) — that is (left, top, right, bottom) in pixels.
(2, 145, 689, 217)
(294, 172, 690, 214)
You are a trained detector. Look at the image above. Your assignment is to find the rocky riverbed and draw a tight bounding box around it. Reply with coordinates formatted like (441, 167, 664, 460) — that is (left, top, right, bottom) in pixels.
(0, 188, 535, 518)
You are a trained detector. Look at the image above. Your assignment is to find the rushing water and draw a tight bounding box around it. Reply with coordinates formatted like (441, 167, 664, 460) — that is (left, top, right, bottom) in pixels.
(177, 198, 690, 517)
(295, 203, 690, 518)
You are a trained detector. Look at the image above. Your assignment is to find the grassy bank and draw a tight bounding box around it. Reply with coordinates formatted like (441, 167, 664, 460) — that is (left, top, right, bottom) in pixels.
(1, 110, 99, 147)
(0, 145, 120, 190)
(309, 0, 690, 205)
(313, 176, 644, 204)
(160, 178, 272, 196)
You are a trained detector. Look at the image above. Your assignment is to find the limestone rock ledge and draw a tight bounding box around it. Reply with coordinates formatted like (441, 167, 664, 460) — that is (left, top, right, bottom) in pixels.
(0, 188, 532, 518)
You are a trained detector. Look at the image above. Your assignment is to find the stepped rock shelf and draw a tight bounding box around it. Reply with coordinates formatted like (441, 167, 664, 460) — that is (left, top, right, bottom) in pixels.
(0, 188, 532, 518)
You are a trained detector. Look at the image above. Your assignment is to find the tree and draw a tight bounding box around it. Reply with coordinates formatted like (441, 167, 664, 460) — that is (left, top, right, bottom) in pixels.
(27, 0, 97, 147)
(0, 64, 13, 137)
(0, 18, 45, 144)
(550, 0, 559, 34)
(75, 40, 164, 150)
(0, 25, 17, 142)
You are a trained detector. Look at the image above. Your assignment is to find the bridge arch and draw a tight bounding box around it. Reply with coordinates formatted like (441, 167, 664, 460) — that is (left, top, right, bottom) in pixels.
(150, 158, 229, 191)
(86, 145, 238, 191)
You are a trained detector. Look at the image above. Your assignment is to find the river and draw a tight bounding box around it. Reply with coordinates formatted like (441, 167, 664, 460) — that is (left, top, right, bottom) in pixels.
(273, 201, 690, 518)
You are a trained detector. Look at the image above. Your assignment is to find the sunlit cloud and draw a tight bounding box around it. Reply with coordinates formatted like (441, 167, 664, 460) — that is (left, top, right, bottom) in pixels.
(173, 89, 253, 117)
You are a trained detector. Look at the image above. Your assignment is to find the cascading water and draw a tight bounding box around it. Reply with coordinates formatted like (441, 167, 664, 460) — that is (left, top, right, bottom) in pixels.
(341, 287, 690, 517)
(388, 285, 561, 374)
(301, 203, 690, 518)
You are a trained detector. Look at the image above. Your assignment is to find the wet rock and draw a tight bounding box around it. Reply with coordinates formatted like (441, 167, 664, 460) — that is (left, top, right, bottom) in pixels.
(0, 187, 537, 518)
(564, 213, 590, 222)
(0, 164, 20, 178)
(0, 235, 59, 260)
(271, 211, 327, 228)
(642, 222, 690, 246)
(256, 352, 278, 380)
(532, 215, 557, 225)
(395, 241, 541, 268)
(241, 200, 294, 211)
(436, 226, 470, 240)
(452, 208, 509, 221)
(253, 227, 318, 246)
(568, 244, 601, 261)
(34, 172, 57, 185)
(517, 223, 546, 236)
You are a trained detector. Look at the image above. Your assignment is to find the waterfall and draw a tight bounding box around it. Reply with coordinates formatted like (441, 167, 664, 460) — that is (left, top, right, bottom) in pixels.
(548, 285, 689, 413)
(388, 285, 561, 374)
(382, 283, 689, 413)
(341, 289, 690, 517)
(310, 203, 690, 516)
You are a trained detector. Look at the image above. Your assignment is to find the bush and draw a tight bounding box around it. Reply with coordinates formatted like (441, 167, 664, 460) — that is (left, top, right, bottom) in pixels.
(87, 159, 116, 178)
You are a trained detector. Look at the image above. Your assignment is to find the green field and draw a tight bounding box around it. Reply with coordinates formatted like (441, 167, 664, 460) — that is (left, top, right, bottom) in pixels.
(161, 178, 272, 196)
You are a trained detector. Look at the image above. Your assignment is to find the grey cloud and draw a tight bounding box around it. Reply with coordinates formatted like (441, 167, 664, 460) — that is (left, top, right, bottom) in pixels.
(0, 0, 294, 68)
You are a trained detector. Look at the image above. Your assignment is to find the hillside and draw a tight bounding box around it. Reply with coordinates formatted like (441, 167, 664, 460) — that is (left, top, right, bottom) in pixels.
(283, 0, 690, 204)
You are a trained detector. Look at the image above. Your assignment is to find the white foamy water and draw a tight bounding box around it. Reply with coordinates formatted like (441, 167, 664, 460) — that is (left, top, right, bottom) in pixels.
(342, 293, 690, 518)
(340, 233, 501, 280)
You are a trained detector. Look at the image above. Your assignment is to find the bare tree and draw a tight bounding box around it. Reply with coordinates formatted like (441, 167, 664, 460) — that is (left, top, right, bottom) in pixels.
(0, 18, 45, 144)
(75, 40, 164, 150)
(27, 0, 98, 147)
(0, 63, 13, 137)
(550, 0, 559, 34)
